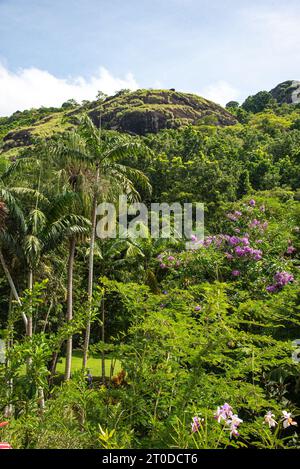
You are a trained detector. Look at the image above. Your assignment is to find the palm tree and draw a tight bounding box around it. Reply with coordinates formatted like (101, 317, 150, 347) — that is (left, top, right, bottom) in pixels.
(49, 115, 152, 368)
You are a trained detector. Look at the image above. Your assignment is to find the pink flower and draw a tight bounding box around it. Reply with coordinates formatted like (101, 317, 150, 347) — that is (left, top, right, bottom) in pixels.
(264, 411, 277, 428)
(0, 443, 12, 449)
(232, 270, 240, 277)
(0, 422, 9, 428)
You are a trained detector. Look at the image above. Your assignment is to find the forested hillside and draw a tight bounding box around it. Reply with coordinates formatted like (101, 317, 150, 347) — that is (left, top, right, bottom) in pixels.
(0, 83, 300, 449)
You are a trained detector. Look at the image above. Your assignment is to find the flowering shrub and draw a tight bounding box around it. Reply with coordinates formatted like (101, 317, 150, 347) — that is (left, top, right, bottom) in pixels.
(189, 405, 298, 448)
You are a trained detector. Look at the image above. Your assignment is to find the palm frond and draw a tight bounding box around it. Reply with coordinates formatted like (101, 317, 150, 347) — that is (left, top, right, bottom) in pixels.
(9, 187, 50, 205)
(0, 188, 27, 234)
(24, 234, 42, 266)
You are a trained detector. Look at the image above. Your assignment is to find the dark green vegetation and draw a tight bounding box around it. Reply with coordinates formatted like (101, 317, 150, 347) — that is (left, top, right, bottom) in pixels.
(0, 84, 300, 449)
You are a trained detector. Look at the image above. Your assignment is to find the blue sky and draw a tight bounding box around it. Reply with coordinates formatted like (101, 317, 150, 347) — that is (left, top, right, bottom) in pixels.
(0, 0, 300, 115)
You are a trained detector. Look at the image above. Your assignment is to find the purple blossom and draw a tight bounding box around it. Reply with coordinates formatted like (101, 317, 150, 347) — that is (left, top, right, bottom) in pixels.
(160, 263, 166, 269)
(252, 249, 262, 260)
(287, 246, 296, 254)
(227, 415, 243, 438)
(240, 237, 250, 246)
(214, 403, 233, 423)
(249, 199, 256, 206)
(249, 219, 260, 228)
(235, 246, 244, 256)
(267, 271, 294, 293)
(227, 213, 237, 221)
(225, 252, 234, 260)
(167, 256, 175, 261)
(191, 416, 201, 433)
(229, 236, 240, 246)
(274, 271, 294, 286)
(232, 270, 240, 277)
(194, 305, 202, 311)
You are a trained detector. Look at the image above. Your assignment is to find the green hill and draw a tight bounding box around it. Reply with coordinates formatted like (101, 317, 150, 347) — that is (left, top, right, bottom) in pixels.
(0, 88, 237, 160)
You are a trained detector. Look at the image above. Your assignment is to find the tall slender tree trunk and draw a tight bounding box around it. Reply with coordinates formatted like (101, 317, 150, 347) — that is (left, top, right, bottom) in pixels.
(0, 249, 28, 331)
(65, 237, 76, 381)
(4, 290, 14, 418)
(101, 298, 106, 383)
(27, 269, 33, 338)
(82, 166, 99, 369)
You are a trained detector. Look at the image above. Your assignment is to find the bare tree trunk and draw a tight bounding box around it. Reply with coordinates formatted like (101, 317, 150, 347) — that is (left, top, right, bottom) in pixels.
(42, 300, 53, 333)
(101, 298, 105, 384)
(38, 386, 45, 415)
(82, 166, 99, 369)
(65, 237, 76, 381)
(0, 249, 28, 331)
(4, 290, 14, 418)
(48, 351, 59, 385)
(27, 269, 33, 338)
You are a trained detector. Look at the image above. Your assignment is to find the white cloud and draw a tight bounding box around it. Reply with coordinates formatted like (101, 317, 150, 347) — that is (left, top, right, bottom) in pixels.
(0, 65, 139, 116)
(242, 7, 300, 50)
(198, 81, 240, 106)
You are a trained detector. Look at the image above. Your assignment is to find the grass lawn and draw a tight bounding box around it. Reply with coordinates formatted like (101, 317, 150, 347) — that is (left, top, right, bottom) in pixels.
(18, 350, 121, 379)
(55, 350, 121, 378)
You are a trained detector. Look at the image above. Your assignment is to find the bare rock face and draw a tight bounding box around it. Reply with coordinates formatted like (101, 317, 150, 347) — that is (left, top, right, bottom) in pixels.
(270, 81, 300, 104)
(2, 129, 33, 150)
(88, 89, 237, 135)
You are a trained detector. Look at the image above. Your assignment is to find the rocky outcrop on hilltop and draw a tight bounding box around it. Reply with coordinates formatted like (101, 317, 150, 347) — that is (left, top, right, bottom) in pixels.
(270, 80, 300, 104)
(88, 89, 237, 135)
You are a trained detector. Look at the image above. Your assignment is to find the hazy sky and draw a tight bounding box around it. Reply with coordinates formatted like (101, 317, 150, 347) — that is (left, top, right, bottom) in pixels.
(0, 0, 300, 115)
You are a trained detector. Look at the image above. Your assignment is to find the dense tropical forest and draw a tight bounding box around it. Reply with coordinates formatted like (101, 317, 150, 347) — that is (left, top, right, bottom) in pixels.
(0, 82, 300, 449)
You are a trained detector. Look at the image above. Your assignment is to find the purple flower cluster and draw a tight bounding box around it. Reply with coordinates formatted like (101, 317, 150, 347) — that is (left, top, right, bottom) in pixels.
(231, 270, 240, 277)
(191, 416, 203, 433)
(227, 211, 242, 222)
(286, 245, 296, 255)
(266, 271, 294, 293)
(214, 403, 243, 438)
(192, 406, 297, 441)
(157, 253, 181, 269)
(234, 245, 263, 261)
(195, 233, 264, 276)
(221, 235, 263, 261)
(249, 219, 268, 231)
